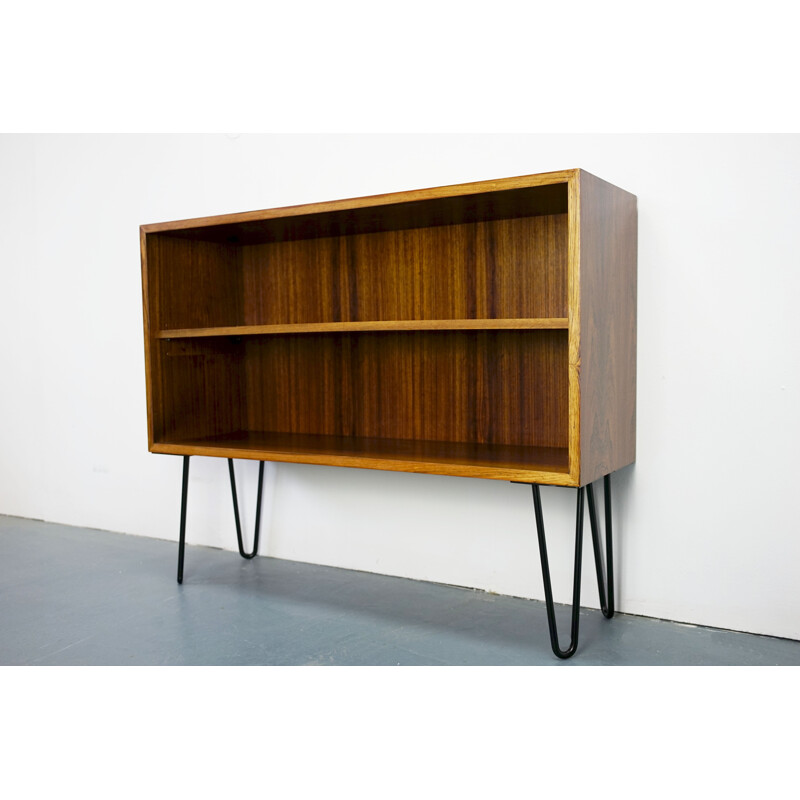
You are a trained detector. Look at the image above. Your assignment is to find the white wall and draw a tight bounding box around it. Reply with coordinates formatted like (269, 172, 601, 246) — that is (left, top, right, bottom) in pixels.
(1, 134, 798, 641)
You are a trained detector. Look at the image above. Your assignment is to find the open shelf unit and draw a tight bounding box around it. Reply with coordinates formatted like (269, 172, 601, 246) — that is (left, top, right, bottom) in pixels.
(141, 169, 636, 487)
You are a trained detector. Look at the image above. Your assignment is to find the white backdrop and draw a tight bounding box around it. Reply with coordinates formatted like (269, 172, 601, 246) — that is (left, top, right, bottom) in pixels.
(1, 133, 798, 640)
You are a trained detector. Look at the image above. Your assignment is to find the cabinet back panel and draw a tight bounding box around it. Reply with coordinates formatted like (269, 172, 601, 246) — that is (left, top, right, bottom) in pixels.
(148, 235, 243, 330)
(242, 215, 567, 325)
(244, 331, 568, 448)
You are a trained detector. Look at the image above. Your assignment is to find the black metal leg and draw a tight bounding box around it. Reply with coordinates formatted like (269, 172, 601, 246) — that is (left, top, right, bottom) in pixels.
(531, 473, 615, 659)
(177, 455, 190, 584)
(532, 484, 585, 659)
(177, 456, 265, 582)
(228, 459, 265, 559)
(587, 474, 614, 618)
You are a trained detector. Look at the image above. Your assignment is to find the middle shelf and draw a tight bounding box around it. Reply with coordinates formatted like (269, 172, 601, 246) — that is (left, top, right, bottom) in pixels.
(156, 318, 569, 339)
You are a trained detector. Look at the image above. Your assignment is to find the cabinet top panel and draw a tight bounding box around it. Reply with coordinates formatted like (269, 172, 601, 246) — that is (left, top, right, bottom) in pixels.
(141, 169, 581, 245)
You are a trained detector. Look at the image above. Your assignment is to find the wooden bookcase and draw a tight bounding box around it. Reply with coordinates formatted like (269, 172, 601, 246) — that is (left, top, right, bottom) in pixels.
(141, 169, 636, 488)
(140, 168, 636, 659)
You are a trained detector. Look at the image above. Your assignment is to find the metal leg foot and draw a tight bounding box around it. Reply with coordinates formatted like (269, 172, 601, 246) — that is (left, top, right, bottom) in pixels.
(228, 459, 265, 559)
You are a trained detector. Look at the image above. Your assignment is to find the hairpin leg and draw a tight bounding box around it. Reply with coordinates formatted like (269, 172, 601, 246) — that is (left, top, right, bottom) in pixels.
(177, 455, 190, 584)
(531, 473, 615, 659)
(532, 484, 584, 659)
(176, 456, 265, 583)
(228, 458, 265, 559)
(587, 474, 614, 618)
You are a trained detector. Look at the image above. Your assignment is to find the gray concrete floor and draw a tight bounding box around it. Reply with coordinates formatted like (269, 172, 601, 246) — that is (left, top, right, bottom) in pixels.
(1, 514, 798, 666)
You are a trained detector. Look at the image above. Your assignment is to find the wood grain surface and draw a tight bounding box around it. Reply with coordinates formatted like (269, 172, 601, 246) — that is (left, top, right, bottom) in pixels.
(157, 338, 245, 443)
(242, 330, 567, 448)
(141, 171, 571, 243)
(157, 318, 569, 338)
(140, 168, 636, 485)
(148, 235, 242, 330)
(241, 215, 567, 325)
(151, 431, 572, 484)
(577, 170, 638, 484)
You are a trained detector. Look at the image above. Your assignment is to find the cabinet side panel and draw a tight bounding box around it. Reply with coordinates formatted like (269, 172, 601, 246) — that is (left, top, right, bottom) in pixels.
(157, 339, 246, 443)
(143, 232, 170, 443)
(144, 234, 243, 442)
(578, 172, 637, 484)
(141, 229, 159, 446)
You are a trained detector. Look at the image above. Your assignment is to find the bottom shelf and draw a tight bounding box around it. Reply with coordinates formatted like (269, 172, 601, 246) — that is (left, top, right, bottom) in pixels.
(151, 431, 572, 484)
